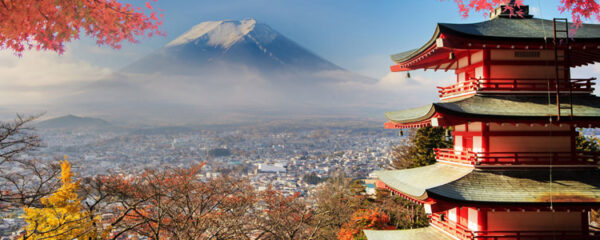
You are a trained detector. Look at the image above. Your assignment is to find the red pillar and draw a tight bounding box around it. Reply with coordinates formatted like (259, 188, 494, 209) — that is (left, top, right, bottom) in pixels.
(482, 122, 490, 160)
(483, 49, 491, 84)
(571, 126, 577, 161)
(478, 208, 488, 234)
(582, 210, 589, 234)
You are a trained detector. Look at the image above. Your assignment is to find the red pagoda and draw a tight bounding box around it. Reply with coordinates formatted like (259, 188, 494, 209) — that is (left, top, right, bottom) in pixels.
(366, 2, 600, 240)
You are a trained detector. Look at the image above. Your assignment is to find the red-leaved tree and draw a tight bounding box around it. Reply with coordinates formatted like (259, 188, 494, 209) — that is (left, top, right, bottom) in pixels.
(0, 0, 164, 55)
(447, 0, 600, 31)
(337, 208, 395, 240)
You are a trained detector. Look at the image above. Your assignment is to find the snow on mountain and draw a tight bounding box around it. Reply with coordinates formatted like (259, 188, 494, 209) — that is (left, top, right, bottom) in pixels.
(166, 19, 258, 49)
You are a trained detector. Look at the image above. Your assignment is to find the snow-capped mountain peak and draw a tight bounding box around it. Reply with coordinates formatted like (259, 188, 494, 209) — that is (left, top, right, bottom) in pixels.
(126, 19, 343, 74)
(166, 19, 258, 49)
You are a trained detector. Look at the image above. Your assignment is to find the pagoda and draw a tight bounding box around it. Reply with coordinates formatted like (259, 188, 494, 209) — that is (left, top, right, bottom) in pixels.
(365, 2, 600, 240)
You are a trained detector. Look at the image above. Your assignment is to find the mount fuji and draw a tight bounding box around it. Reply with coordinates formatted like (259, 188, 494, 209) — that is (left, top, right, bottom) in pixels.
(63, 19, 380, 124)
(125, 19, 344, 75)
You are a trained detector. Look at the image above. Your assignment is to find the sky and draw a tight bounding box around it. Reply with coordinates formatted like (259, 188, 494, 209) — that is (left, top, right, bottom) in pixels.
(2, 0, 599, 120)
(14, 0, 580, 76)
(69, 0, 581, 78)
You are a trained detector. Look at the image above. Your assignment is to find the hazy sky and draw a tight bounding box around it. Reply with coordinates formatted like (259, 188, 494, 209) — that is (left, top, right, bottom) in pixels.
(1, 0, 599, 118)
(16, 0, 584, 78)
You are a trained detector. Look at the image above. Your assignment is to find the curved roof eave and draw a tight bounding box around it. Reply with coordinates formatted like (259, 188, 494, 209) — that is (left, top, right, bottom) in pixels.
(385, 95, 600, 124)
(427, 168, 600, 204)
(384, 104, 436, 124)
(374, 164, 473, 201)
(390, 26, 441, 64)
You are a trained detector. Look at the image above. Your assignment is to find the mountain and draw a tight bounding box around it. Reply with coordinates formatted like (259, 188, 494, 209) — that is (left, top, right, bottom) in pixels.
(64, 19, 379, 124)
(37, 115, 112, 129)
(125, 19, 343, 75)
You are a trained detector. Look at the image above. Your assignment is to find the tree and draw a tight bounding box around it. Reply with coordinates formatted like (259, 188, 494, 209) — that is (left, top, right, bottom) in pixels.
(389, 126, 452, 169)
(576, 134, 600, 152)
(254, 189, 318, 240)
(310, 175, 371, 239)
(337, 208, 394, 240)
(22, 160, 102, 240)
(445, 0, 600, 32)
(302, 173, 326, 185)
(86, 164, 258, 240)
(0, 0, 163, 55)
(0, 115, 61, 208)
(374, 189, 428, 230)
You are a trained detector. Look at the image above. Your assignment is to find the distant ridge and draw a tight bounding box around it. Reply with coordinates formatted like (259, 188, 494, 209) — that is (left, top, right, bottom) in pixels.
(37, 115, 111, 129)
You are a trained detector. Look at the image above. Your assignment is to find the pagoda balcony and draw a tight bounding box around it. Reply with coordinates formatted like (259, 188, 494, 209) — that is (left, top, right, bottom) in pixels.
(430, 213, 474, 240)
(438, 77, 596, 100)
(431, 213, 600, 240)
(435, 148, 600, 166)
(438, 80, 480, 100)
(471, 231, 600, 240)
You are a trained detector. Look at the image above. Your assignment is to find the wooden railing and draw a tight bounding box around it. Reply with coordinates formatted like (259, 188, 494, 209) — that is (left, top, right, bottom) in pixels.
(430, 213, 474, 240)
(430, 213, 600, 240)
(435, 148, 600, 166)
(476, 77, 596, 92)
(479, 151, 600, 165)
(438, 79, 479, 99)
(437, 77, 596, 99)
(435, 148, 479, 165)
(472, 230, 600, 240)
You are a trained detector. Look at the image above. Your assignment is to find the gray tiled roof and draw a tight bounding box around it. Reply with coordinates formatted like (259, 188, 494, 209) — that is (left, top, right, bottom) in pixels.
(385, 94, 600, 123)
(440, 17, 600, 40)
(376, 164, 600, 204)
(364, 227, 455, 240)
(391, 17, 600, 63)
(375, 164, 472, 199)
(429, 167, 600, 203)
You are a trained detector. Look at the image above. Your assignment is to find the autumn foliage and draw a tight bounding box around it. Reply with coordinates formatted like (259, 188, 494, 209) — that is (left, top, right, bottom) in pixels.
(446, 0, 600, 32)
(22, 160, 103, 240)
(338, 208, 395, 240)
(0, 0, 163, 55)
(96, 163, 259, 239)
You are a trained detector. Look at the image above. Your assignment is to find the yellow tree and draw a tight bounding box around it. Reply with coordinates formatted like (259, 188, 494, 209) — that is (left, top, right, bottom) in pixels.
(22, 159, 102, 240)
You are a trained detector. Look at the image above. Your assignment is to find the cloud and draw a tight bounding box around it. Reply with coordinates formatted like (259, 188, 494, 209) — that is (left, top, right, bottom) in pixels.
(0, 50, 111, 105)
(0, 48, 459, 123)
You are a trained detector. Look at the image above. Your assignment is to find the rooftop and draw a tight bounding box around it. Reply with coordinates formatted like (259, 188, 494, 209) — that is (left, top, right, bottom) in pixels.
(385, 94, 600, 125)
(364, 227, 455, 240)
(390, 8, 600, 71)
(376, 164, 600, 204)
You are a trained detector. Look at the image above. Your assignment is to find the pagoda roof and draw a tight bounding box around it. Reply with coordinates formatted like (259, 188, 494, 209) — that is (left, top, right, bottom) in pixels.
(364, 227, 455, 240)
(374, 163, 472, 200)
(385, 94, 600, 125)
(376, 165, 600, 204)
(391, 17, 600, 66)
(429, 168, 600, 204)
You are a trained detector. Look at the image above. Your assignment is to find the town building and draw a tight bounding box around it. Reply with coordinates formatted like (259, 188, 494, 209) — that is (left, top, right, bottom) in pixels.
(367, 2, 600, 239)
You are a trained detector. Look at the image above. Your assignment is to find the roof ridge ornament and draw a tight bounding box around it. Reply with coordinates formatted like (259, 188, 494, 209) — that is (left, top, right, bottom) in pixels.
(489, 1, 533, 19)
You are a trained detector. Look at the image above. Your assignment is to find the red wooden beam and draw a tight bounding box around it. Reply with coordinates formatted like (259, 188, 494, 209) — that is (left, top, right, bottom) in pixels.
(444, 59, 457, 72)
(390, 65, 411, 72)
(384, 120, 432, 129)
(489, 60, 565, 66)
(453, 130, 573, 137)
